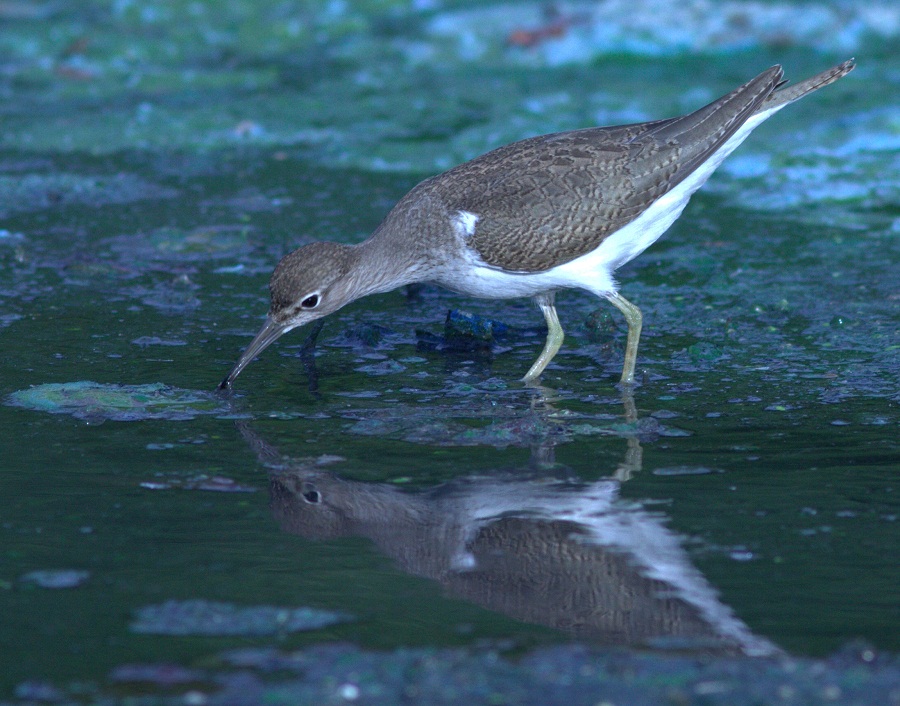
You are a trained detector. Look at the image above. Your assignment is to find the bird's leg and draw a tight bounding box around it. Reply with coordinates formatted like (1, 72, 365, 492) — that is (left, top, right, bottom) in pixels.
(522, 292, 564, 383)
(605, 292, 643, 385)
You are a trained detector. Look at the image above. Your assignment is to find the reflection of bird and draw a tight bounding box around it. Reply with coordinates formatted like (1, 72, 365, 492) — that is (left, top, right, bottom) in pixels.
(220, 61, 854, 390)
(270, 468, 779, 656)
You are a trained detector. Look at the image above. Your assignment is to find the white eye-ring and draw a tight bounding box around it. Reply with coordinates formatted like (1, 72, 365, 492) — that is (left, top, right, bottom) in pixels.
(300, 292, 321, 309)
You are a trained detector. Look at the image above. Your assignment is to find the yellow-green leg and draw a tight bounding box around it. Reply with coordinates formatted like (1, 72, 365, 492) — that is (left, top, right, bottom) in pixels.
(605, 291, 643, 385)
(522, 292, 564, 382)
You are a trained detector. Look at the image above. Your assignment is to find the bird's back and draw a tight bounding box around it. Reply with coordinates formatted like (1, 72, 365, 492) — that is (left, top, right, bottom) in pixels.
(420, 66, 783, 273)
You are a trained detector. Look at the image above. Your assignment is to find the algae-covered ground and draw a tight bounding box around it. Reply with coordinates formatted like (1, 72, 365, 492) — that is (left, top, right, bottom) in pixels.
(0, 1, 898, 704)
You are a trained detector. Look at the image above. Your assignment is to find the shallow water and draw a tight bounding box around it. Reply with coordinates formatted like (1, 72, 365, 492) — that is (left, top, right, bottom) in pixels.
(1, 0, 898, 701)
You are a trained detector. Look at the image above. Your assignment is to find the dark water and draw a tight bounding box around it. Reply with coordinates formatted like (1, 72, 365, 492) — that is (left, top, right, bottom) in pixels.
(1, 1, 897, 702)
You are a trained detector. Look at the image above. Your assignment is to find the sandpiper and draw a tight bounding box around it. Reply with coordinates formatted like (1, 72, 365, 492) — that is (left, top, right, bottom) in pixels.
(219, 60, 854, 390)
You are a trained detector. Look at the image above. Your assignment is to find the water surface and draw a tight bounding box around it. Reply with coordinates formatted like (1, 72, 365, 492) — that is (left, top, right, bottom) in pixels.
(1, 0, 897, 702)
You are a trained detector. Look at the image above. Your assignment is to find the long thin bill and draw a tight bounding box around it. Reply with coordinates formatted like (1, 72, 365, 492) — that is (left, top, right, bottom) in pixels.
(218, 316, 289, 390)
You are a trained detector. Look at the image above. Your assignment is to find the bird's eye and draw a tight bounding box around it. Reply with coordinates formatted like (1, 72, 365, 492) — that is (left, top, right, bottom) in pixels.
(300, 483, 321, 504)
(301, 293, 320, 309)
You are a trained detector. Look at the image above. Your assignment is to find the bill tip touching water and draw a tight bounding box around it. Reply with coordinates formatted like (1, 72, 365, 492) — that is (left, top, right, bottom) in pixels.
(219, 59, 855, 392)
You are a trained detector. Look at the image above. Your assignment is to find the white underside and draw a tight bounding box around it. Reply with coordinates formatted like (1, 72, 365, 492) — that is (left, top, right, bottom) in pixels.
(436, 104, 785, 302)
(441, 477, 777, 655)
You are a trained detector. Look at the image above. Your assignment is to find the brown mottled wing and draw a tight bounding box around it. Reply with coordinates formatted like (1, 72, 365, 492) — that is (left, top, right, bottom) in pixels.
(442, 66, 783, 273)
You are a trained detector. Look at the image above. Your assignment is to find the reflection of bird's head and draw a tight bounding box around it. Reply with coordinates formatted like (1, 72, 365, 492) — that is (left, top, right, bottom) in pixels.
(268, 470, 356, 541)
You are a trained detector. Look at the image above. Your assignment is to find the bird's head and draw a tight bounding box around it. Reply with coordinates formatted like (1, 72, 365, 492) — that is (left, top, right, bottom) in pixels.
(219, 242, 356, 389)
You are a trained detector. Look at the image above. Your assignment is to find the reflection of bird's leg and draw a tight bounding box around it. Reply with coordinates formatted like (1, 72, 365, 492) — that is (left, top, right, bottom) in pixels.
(299, 318, 325, 395)
(616, 437, 643, 482)
(527, 386, 561, 471)
(621, 385, 637, 423)
(527, 383, 560, 410)
(529, 440, 556, 471)
(614, 386, 643, 482)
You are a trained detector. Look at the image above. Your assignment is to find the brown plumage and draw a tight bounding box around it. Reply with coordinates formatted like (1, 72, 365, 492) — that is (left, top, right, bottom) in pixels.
(219, 60, 855, 390)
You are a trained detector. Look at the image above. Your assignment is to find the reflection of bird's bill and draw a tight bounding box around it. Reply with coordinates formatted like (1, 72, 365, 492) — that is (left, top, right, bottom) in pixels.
(218, 317, 290, 389)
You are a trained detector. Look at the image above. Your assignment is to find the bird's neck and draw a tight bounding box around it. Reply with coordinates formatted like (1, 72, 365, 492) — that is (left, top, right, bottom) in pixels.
(341, 182, 451, 300)
(345, 224, 434, 299)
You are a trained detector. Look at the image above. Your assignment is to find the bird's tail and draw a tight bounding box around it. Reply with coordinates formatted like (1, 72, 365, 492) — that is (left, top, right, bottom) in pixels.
(758, 59, 855, 113)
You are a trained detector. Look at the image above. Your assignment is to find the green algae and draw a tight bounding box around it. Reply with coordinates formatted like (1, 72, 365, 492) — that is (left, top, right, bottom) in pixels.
(131, 599, 353, 636)
(108, 225, 256, 262)
(0, 172, 176, 216)
(6, 381, 229, 421)
(20, 642, 900, 706)
(20, 570, 91, 589)
(342, 401, 682, 448)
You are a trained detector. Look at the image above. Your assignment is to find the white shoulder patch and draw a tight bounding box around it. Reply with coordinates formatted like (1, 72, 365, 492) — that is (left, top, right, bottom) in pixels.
(452, 210, 479, 238)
